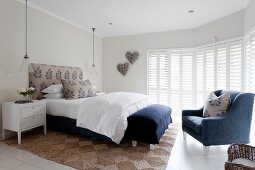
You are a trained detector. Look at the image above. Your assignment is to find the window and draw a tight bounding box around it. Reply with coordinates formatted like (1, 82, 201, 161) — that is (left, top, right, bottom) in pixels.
(169, 52, 181, 111)
(194, 39, 244, 108)
(205, 49, 215, 94)
(245, 28, 255, 142)
(180, 50, 193, 110)
(245, 29, 255, 93)
(147, 37, 244, 114)
(216, 47, 227, 90)
(147, 51, 169, 105)
(229, 43, 243, 91)
(196, 50, 204, 107)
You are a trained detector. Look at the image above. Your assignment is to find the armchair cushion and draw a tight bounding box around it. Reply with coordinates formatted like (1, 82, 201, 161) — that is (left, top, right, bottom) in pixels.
(183, 116, 203, 134)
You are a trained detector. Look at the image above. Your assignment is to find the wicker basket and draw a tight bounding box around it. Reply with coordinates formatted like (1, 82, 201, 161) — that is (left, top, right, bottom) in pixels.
(225, 144, 255, 170)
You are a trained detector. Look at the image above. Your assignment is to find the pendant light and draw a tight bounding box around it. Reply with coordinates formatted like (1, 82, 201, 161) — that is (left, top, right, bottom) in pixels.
(19, 0, 33, 73)
(90, 28, 97, 75)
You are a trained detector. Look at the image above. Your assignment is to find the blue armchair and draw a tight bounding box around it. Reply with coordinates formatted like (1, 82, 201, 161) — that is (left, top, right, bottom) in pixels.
(182, 90, 254, 155)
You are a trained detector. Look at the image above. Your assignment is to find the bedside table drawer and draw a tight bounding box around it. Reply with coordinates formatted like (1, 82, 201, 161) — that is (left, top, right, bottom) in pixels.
(20, 104, 45, 118)
(21, 114, 45, 130)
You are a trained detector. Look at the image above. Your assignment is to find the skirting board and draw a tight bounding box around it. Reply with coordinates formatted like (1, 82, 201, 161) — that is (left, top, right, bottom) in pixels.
(0, 131, 16, 141)
(0, 128, 40, 141)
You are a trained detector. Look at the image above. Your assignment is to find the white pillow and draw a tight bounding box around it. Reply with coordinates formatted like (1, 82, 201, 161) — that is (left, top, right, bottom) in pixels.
(41, 84, 63, 94)
(43, 93, 64, 99)
(203, 91, 231, 117)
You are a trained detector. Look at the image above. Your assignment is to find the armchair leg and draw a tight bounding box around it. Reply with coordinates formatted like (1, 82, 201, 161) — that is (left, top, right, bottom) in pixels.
(132, 140, 137, 147)
(203, 146, 210, 156)
(183, 131, 187, 140)
(150, 144, 155, 150)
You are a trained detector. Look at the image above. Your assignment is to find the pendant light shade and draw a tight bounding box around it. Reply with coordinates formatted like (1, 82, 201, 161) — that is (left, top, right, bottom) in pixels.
(90, 65, 98, 75)
(19, 0, 33, 73)
(90, 28, 97, 75)
(19, 54, 33, 73)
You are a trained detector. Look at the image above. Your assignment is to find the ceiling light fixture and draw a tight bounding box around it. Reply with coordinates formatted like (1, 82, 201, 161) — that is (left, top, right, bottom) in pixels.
(188, 10, 194, 13)
(19, 0, 33, 73)
(108, 22, 113, 25)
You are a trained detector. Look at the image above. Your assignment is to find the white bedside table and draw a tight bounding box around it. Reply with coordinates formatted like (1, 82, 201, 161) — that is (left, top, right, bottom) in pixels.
(2, 100, 46, 144)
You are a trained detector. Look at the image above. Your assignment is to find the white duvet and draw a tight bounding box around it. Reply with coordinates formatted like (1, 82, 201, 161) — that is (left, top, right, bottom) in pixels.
(76, 92, 150, 144)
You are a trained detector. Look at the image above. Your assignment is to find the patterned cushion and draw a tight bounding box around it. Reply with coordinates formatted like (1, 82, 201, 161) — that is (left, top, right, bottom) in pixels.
(29, 63, 83, 99)
(203, 91, 231, 117)
(61, 79, 96, 100)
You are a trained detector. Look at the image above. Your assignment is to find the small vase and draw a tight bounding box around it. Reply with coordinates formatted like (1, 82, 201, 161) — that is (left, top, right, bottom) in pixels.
(20, 95, 32, 103)
(16, 94, 33, 104)
(21, 95, 27, 101)
(28, 95, 33, 102)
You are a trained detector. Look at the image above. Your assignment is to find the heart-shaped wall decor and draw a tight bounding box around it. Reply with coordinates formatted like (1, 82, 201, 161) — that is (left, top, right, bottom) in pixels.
(117, 62, 130, 76)
(126, 51, 139, 64)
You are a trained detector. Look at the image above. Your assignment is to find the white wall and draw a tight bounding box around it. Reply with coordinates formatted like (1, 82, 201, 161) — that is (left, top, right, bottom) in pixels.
(102, 29, 195, 94)
(244, 0, 255, 33)
(102, 10, 244, 94)
(194, 10, 244, 45)
(0, 0, 102, 133)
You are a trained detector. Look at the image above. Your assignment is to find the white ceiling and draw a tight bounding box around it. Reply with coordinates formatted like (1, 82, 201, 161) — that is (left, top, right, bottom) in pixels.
(25, 0, 249, 37)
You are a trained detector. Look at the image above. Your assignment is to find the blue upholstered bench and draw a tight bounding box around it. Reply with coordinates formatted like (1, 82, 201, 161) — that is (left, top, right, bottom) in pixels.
(126, 104, 172, 149)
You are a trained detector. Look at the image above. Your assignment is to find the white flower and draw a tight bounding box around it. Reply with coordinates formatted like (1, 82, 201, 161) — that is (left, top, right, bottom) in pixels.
(29, 87, 35, 91)
(18, 88, 26, 93)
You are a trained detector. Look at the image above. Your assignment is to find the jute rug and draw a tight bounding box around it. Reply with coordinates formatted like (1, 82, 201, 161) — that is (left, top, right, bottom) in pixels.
(3, 123, 180, 170)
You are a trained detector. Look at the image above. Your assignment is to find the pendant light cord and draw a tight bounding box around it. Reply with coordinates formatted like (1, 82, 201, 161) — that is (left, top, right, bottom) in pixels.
(25, 0, 28, 57)
(92, 28, 95, 67)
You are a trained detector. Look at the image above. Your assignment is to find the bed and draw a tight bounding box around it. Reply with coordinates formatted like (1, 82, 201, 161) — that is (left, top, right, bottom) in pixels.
(29, 63, 151, 144)
(43, 93, 150, 143)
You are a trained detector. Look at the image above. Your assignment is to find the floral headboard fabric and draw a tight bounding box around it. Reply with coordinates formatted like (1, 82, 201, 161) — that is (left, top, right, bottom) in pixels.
(29, 63, 83, 99)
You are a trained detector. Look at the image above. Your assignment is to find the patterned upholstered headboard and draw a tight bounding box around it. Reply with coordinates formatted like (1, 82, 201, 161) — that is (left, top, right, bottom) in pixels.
(29, 63, 83, 99)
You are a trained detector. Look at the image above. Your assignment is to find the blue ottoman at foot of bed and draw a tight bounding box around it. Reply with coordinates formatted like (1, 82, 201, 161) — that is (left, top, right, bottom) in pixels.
(125, 104, 172, 145)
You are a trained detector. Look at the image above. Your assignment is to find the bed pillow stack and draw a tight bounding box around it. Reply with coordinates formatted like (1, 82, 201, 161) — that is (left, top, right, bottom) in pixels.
(41, 84, 64, 99)
(61, 79, 96, 100)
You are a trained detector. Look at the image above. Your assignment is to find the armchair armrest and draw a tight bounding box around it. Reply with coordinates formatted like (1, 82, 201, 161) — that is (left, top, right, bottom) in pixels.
(182, 107, 203, 117)
(201, 116, 225, 125)
(200, 116, 226, 145)
(201, 116, 226, 132)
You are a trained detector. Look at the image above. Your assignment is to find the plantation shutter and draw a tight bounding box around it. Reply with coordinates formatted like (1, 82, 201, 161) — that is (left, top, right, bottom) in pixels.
(205, 49, 215, 95)
(147, 51, 169, 105)
(170, 51, 181, 112)
(196, 50, 204, 108)
(246, 30, 255, 93)
(159, 52, 169, 105)
(147, 51, 158, 104)
(181, 50, 193, 109)
(229, 42, 243, 91)
(216, 47, 227, 90)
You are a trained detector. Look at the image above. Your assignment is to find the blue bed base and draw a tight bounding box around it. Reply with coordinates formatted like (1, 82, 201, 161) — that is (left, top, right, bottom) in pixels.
(47, 114, 119, 142)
